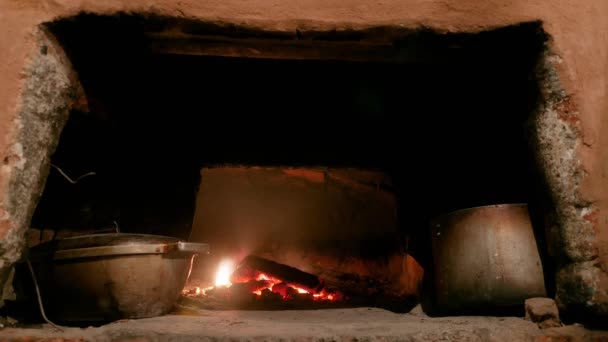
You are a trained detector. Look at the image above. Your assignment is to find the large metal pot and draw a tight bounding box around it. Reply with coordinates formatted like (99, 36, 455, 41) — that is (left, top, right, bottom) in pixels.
(23, 233, 209, 322)
(430, 204, 546, 313)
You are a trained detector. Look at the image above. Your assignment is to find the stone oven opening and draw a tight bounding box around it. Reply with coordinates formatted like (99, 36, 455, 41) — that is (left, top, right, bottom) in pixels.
(5, 14, 560, 330)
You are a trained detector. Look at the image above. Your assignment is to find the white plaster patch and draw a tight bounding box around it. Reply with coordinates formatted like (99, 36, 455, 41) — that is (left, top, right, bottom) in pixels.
(8, 143, 25, 170)
(580, 206, 595, 219)
(0, 208, 9, 221)
(547, 54, 563, 65)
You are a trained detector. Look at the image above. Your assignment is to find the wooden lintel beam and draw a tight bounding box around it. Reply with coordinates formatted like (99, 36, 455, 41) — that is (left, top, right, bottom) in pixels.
(144, 34, 434, 64)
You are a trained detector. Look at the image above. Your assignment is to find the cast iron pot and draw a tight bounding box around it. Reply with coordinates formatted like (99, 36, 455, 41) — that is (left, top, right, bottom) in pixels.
(23, 233, 209, 322)
(430, 204, 546, 313)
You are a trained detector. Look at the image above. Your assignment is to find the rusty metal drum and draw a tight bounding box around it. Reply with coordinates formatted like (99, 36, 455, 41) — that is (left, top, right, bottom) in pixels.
(430, 204, 546, 313)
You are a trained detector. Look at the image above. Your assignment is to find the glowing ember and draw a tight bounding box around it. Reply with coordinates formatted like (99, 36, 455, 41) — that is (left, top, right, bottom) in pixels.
(240, 272, 340, 301)
(215, 259, 235, 287)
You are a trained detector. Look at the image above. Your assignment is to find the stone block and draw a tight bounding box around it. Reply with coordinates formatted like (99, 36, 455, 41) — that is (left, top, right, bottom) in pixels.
(525, 297, 562, 329)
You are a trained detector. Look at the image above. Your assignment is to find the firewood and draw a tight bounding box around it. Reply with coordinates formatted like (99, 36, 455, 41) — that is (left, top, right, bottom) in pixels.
(230, 280, 270, 294)
(231, 255, 323, 293)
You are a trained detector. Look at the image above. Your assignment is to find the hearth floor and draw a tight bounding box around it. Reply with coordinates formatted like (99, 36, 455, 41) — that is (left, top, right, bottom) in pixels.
(0, 308, 606, 342)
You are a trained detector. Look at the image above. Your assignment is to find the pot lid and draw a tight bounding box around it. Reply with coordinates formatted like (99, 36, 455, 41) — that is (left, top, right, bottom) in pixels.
(32, 233, 180, 251)
(27, 233, 205, 260)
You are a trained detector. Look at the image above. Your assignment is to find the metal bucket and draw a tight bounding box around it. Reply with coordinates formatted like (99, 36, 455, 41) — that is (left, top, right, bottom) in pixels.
(430, 204, 546, 313)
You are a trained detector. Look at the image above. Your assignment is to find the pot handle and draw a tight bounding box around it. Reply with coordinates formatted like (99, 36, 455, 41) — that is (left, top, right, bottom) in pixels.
(177, 242, 210, 255)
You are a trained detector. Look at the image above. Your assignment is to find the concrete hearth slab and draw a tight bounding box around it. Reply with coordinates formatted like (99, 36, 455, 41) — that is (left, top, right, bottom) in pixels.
(1, 308, 606, 342)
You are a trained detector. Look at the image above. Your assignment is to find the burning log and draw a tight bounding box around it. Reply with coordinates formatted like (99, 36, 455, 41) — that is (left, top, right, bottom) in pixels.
(182, 254, 345, 310)
(230, 280, 271, 294)
(231, 255, 324, 293)
(250, 250, 423, 311)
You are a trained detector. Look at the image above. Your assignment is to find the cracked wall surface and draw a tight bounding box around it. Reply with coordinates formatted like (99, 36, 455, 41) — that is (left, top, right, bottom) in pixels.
(533, 50, 608, 319)
(0, 28, 83, 305)
(0, 0, 607, 321)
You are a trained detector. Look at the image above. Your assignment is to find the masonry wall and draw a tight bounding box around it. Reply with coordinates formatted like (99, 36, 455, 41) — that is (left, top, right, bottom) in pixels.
(0, 0, 607, 319)
(191, 167, 399, 260)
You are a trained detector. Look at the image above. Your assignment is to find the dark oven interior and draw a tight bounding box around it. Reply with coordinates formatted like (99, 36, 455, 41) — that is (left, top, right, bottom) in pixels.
(10, 14, 553, 324)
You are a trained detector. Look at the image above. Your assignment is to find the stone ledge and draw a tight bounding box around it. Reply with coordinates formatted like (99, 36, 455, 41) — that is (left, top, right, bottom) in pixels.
(2, 308, 606, 342)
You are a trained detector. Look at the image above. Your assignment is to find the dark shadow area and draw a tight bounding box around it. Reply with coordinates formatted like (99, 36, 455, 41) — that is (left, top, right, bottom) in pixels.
(21, 14, 552, 320)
